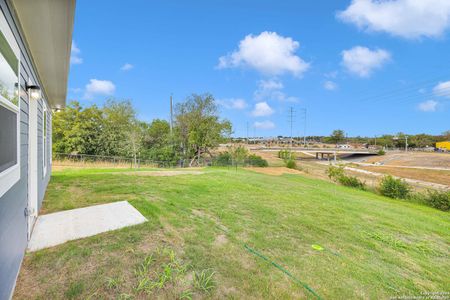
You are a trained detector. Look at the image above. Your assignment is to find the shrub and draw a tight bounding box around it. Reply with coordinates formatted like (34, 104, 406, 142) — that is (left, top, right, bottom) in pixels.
(278, 150, 295, 160)
(326, 165, 345, 181)
(326, 165, 365, 189)
(423, 190, 450, 211)
(337, 175, 365, 190)
(377, 149, 386, 155)
(230, 145, 248, 166)
(379, 175, 410, 199)
(285, 159, 297, 169)
(278, 150, 287, 159)
(214, 152, 232, 166)
(247, 154, 268, 167)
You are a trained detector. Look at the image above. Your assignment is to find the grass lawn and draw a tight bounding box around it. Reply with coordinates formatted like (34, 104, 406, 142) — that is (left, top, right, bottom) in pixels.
(15, 167, 449, 299)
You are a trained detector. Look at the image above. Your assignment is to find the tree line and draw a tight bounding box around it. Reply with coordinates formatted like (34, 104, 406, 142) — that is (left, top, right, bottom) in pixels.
(325, 129, 449, 148)
(53, 93, 232, 166)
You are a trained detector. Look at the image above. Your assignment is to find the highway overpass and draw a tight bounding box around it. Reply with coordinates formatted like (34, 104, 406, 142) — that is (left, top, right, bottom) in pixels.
(252, 147, 378, 161)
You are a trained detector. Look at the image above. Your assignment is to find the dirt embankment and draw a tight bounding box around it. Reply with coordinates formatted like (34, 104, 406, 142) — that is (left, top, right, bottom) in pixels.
(248, 149, 450, 190)
(364, 152, 450, 169)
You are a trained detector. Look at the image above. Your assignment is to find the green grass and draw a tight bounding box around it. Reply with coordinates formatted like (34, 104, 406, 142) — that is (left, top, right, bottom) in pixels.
(15, 167, 450, 299)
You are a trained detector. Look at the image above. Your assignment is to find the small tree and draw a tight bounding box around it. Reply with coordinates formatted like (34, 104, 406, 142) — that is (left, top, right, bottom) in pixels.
(174, 93, 232, 166)
(229, 145, 248, 167)
(379, 176, 410, 199)
(329, 130, 345, 144)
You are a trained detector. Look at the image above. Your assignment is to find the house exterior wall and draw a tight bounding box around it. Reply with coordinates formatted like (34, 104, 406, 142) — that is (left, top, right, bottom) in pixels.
(0, 0, 52, 298)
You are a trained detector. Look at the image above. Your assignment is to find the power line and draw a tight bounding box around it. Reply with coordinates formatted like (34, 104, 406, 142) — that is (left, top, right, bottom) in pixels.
(288, 107, 295, 150)
(345, 73, 450, 106)
(300, 108, 307, 146)
(352, 70, 450, 103)
(170, 94, 173, 135)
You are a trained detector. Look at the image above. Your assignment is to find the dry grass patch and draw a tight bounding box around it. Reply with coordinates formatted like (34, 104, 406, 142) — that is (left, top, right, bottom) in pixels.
(245, 167, 303, 176)
(359, 166, 450, 187)
(364, 152, 450, 168)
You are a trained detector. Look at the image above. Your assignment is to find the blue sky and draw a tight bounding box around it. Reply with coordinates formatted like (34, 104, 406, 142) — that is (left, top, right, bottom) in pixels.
(68, 0, 450, 137)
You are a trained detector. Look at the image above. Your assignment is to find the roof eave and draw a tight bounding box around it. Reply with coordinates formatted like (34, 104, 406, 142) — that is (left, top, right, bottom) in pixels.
(10, 0, 76, 108)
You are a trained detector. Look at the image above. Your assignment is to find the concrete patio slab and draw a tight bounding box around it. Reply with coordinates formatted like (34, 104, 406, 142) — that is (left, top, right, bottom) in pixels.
(28, 201, 147, 252)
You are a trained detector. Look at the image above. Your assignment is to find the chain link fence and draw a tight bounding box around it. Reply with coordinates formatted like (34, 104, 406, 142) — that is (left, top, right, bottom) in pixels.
(53, 153, 196, 169)
(52, 153, 268, 169)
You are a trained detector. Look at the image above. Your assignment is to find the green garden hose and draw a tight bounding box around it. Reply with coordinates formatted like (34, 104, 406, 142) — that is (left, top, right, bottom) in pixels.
(244, 244, 323, 300)
(164, 201, 323, 299)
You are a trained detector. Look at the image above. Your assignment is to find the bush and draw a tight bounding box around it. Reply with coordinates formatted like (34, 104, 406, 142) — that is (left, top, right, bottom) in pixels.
(423, 190, 450, 211)
(214, 152, 232, 166)
(337, 175, 365, 190)
(247, 154, 268, 167)
(285, 159, 297, 169)
(326, 165, 365, 189)
(379, 175, 410, 199)
(326, 165, 345, 181)
(377, 149, 386, 155)
(278, 150, 295, 160)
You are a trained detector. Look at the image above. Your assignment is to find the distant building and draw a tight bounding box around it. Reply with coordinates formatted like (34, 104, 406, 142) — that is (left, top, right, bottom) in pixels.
(436, 141, 450, 151)
(337, 144, 351, 149)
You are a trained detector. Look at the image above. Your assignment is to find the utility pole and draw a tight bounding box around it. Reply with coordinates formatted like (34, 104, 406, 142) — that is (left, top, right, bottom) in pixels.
(170, 94, 173, 135)
(246, 121, 249, 145)
(405, 135, 408, 152)
(300, 108, 307, 147)
(288, 107, 295, 151)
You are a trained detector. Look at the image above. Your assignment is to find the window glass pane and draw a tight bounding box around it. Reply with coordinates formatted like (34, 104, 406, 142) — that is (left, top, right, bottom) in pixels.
(0, 105, 17, 172)
(0, 30, 19, 106)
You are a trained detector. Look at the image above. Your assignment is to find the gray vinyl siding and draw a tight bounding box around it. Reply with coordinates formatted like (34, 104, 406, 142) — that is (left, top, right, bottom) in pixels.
(0, 0, 52, 298)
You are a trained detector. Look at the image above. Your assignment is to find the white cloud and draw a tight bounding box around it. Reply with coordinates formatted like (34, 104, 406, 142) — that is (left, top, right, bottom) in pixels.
(84, 79, 116, 100)
(69, 87, 82, 93)
(254, 120, 275, 130)
(251, 102, 274, 117)
(418, 100, 438, 112)
(337, 0, 450, 39)
(258, 79, 284, 90)
(70, 41, 83, 65)
(341, 46, 390, 77)
(433, 81, 450, 98)
(254, 79, 299, 103)
(216, 98, 247, 110)
(325, 71, 338, 79)
(218, 31, 310, 76)
(324, 80, 338, 91)
(121, 63, 134, 71)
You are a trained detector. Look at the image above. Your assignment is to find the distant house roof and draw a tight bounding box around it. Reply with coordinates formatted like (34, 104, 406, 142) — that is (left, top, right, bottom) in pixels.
(11, 0, 76, 108)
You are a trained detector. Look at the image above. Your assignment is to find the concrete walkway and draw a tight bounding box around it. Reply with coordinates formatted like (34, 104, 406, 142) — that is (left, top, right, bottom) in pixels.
(28, 201, 147, 252)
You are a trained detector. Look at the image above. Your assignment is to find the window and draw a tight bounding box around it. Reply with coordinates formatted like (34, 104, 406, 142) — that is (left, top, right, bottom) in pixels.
(43, 101, 47, 176)
(0, 10, 20, 197)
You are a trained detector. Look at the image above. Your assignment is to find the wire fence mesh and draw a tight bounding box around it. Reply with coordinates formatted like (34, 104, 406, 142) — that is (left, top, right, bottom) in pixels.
(52, 153, 268, 169)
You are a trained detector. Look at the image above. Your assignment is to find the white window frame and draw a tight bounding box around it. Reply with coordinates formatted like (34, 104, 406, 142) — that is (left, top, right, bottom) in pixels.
(42, 100, 48, 177)
(0, 10, 21, 198)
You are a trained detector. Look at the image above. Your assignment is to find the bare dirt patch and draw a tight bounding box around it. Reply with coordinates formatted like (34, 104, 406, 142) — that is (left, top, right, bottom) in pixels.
(357, 166, 450, 187)
(364, 152, 450, 168)
(214, 234, 228, 247)
(245, 167, 304, 176)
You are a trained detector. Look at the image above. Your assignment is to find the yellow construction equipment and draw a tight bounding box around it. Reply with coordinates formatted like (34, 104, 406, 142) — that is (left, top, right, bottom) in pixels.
(436, 141, 450, 150)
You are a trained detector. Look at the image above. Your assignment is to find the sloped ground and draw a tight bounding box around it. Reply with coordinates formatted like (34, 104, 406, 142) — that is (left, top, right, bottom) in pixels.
(364, 152, 450, 169)
(14, 168, 449, 299)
